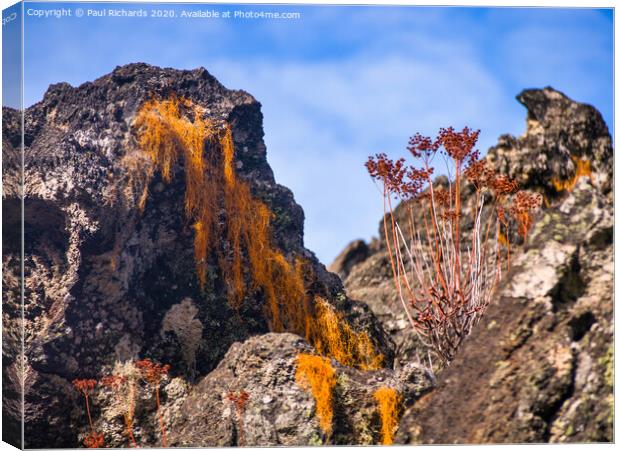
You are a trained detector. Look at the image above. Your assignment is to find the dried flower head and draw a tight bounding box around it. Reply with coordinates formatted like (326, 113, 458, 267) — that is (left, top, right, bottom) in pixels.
(83, 431, 105, 448)
(438, 127, 480, 162)
(407, 133, 440, 158)
(72, 379, 98, 395)
(509, 191, 543, 238)
(227, 390, 250, 411)
(135, 359, 170, 385)
(491, 175, 519, 197)
(366, 153, 408, 196)
(100, 375, 127, 391)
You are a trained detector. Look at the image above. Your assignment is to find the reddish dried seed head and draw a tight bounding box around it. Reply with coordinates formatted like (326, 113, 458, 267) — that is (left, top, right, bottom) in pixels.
(437, 127, 480, 162)
(100, 375, 126, 391)
(407, 133, 440, 158)
(491, 175, 519, 197)
(83, 432, 105, 448)
(72, 379, 97, 394)
(366, 153, 409, 196)
(135, 359, 170, 385)
(227, 390, 250, 411)
(509, 191, 543, 238)
(366, 154, 434, 200)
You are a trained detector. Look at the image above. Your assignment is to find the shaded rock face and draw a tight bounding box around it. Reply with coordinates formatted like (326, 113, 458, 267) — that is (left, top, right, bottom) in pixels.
(2, 63, 394, 448)
(327, 239, 373, 280)
(335, 88, 613, 443)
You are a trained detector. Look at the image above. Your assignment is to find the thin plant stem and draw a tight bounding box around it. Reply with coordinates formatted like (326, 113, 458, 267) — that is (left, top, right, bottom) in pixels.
(155, 387, 167, 447)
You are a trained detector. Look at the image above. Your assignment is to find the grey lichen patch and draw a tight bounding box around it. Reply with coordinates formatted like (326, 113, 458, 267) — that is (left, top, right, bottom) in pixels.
(115, 333, 141, 362)
(161, 298, 203, 377)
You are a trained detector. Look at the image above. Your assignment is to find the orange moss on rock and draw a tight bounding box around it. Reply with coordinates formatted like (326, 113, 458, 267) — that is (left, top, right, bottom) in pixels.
(374, 386, 402, 445)
(552, 156, 593, 192)
(295, 354, 337, 436)
(133, 96, 384, 368)
(134, 98, 305, 321)
(308, 297, 383, 370)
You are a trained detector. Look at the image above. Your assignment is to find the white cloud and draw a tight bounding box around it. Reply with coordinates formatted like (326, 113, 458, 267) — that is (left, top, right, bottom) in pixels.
(207, 48, 510, 264)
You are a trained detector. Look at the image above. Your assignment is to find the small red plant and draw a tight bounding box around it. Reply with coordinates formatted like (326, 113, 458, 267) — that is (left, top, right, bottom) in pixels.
(83, 432, 105, 449)
(135, 359, 170, 447)
(226, 390, 250, 445)
(101, 374, 138, 447)
(72, 379, 105, 448)
(367, 127, 541, 364)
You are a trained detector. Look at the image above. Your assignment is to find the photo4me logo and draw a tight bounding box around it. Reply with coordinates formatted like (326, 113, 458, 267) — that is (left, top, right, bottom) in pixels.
(2, 11, 17, 26)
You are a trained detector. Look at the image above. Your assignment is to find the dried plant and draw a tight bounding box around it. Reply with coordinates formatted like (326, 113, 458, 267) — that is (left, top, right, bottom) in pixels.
(367, 127, 541, 364)
(83, 432, 105, 449)
(226, 390, 250, 445)
(135, 359, 170, 447)
(101, 373, 138, 447)
(72, 379, 105, 448)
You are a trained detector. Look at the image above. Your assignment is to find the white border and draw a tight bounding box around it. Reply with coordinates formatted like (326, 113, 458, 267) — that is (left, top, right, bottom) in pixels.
(0, 1, 616, 451)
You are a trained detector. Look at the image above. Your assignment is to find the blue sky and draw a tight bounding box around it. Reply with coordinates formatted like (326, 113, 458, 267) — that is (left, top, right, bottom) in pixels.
(9, 2, 614, 264)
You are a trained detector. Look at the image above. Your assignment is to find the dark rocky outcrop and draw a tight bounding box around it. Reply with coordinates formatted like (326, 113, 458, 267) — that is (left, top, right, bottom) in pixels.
(488, 87, 613, 198)
(2, 66, 613, 447)
(336, 88, 613, 443)
(2, 63, 397, 448)
(396, 178, 613, 443)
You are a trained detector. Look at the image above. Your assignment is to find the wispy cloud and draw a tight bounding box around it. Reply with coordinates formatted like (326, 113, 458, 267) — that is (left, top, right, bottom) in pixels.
(209, 49, 509, 262)
(20, 5, 613, 264)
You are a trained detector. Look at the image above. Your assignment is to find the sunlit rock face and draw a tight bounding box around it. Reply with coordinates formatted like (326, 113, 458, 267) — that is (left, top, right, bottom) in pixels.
(334, 88, 613, 443)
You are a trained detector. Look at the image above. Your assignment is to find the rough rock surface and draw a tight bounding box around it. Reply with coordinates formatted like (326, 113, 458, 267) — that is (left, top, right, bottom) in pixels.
(336, 88, 614, 443)
(328, 239, 375, 280)
(396, 178, 613, 443)
(168, 333, 433, 447)
(2, 63, 395, 448)
(487, 87, 613, 197)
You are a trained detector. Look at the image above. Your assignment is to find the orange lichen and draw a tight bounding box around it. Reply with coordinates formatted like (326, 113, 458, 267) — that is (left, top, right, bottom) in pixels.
(133, 96, 217, 287)
(309, 297, 383, 370)
(133, 97, 312, 329)
(133, 96, 384, 369)
(295, 354, 337, 436)
(221, 124, 236, 187)
(497, 231, 509, 248)
(373, 386, 402, 445)
(552, 156, 593, 192)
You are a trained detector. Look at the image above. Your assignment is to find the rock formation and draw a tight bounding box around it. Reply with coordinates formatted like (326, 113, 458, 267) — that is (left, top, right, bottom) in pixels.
(2, 64, 612, 447)
(2, 63, 407, 448)
(335, 87, 613, 443)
